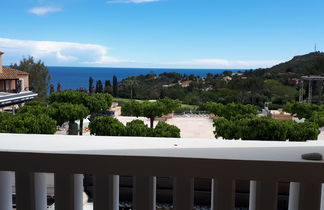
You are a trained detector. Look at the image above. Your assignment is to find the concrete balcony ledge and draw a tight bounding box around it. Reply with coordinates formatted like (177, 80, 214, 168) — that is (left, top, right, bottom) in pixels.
(0, 133, 324, 210)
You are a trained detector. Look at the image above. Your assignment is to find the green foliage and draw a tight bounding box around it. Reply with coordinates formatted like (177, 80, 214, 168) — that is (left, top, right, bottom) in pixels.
(113, 75, 118, 97)
(89, 77, 94, 94)
(17, 104, 56, 117)
(283, 102, 323, 119)
(264, 80, 298, 103)
(10, 56, 50, 98)
(214, 116, 320, 142)
(96, 80, 103, 93)
(307, 111, 324, 127)
(0, 113, 56, 134)
(49, 90, 112, 114)
(121, 98, 181, 128)
(283, 120, 320, 142)
(154, 122, 180, 138)
(50, 102, 89, 126)
(157, 97, 181, 114)
(201, 102, 258, 120)
(89, 116, 125, 136)
(121, 100, 143, 117)
(125, 120, 153, 137)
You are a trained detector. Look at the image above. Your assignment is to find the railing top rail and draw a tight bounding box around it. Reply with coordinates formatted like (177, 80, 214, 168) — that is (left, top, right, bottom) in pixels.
(1, 134, 324, 181)
(0, 133, 324, 163)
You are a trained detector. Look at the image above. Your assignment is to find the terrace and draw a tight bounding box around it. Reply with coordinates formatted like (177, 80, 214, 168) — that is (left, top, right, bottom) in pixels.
(0, 133, 324, 210)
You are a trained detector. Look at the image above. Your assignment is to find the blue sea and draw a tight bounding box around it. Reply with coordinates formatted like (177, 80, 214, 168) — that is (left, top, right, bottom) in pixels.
(48, 66, 246, 90)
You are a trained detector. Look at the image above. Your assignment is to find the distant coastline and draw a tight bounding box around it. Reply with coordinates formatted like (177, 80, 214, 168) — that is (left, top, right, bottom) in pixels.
(48, 66, 247, 90)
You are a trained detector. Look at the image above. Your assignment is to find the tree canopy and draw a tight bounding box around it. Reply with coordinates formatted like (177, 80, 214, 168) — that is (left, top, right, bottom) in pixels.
(214, 116, 319, 141)
(11, 57, 50, 98)
(121, 98, 181, 128)
(89, 117, 180, 138)
(0, 112, 56, 134)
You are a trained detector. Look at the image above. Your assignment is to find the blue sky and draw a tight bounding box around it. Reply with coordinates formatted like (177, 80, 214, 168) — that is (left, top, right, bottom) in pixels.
(0, 0, 323, 69)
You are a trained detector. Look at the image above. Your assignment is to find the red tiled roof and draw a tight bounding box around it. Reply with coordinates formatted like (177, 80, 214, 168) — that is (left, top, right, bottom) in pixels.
(0, 67, 29, 79)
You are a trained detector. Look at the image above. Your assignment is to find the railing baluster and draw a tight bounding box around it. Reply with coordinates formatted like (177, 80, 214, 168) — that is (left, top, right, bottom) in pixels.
(173, 176, 194, 210)
(34, 173, 47, 210)
(249, 180, 278, 210)
(94, 175, 119, 210)
(133, 176, 156, 210)
(0, 171, 13, 210)
(15, 171, 36, 210)
(288, 182, 300, 210)
(320, 184, 324, 210)
(211, 178, 235, 210)
(55, 173, 83, 210)
(299, 182, 321, 210)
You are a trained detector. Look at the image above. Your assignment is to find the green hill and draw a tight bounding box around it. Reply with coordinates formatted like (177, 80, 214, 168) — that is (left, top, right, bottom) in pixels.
(247, 52, 324, 77)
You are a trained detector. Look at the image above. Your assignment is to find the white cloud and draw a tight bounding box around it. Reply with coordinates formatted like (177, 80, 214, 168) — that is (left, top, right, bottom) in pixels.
(107, 0, 159, 4)
(0, 37, 121, 65)
(0, 37, 280, 68)
(163, 59, 280, 69)
(28, 6, 62, 16)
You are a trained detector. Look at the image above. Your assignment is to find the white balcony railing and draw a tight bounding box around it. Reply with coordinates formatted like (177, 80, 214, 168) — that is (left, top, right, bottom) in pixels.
(0, 133, 324, 210)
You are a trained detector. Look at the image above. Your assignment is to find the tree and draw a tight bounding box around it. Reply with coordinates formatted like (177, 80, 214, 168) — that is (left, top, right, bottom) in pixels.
(96, 80, 103, 93)
(49, 90, 113, 135)
(11, 56, 50, 98)
(0, 112, 56, 134)
(89, 116, 125, 136)
(124, 77, 138, 99)
(154, 122, 180, 138)
(284, 102, 324, 120)
(121, 100, 143, 117)
(213, 116, 320, 141)
(201, 102, 258, 120)
(49, 84, 55, 94)
(121, 99, 181, 128)
(50, 102, 89, 134)
(57, 83, 62, 92)
(113, 75, 118, 97)
(104, 80, 112, 94)
(125, 120, 153, 137)
(89, 77, 94, 94)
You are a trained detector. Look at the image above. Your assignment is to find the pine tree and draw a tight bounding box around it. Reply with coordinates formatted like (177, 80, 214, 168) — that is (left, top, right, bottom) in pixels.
(96, 80, 103, 93)
(113, 75, 118, 97)
(49, 84, 55, 94)
(57, 83, 62, 92)
(89, 77, 94, 94)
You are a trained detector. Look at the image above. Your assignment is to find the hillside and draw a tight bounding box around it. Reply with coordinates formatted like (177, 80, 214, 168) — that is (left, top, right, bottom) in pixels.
(246, 52, 324, 76)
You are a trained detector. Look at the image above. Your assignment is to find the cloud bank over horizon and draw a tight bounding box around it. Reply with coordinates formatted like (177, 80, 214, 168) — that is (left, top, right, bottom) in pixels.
(0, 37, 280, 69)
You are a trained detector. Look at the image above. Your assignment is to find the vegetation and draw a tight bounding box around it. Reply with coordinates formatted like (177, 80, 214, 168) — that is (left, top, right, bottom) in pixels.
(89, 117, 180, 138)
(124, 120, 153, 137)
(11, 56, 50, 98)
(113, 75, 118, 97)
(48, 90, 113, 135)
(154, 122, 181, 138)
(89, 116, 125, 136)
(214, 116, 319, 141)
(121, 98, 181, 128)
(0, 111, 56, 134)
(89, 77, 94, 94)
(201, 102, 258, 120)
(206, 101, 320, 142)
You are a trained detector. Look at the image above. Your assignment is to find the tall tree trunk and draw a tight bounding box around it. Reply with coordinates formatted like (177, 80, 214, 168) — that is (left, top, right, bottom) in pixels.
(79, 118, 83, 136)
(150, 117, 154, 128)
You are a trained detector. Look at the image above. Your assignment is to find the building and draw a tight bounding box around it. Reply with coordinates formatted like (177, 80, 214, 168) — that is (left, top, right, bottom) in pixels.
(0, 52, 29, 93)
(0, 52, 37, 110)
